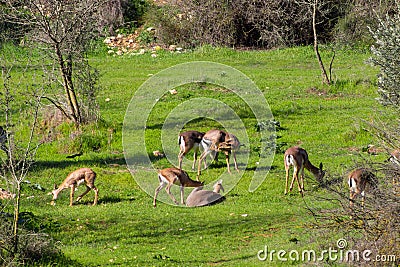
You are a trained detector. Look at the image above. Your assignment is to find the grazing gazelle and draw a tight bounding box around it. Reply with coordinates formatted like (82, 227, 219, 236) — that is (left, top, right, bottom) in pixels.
(217, 132, 240, 173)
(348, 168, 377, 208)
(49, 168, 99, 206)
(186, 179, 225, 207)
(196, 129, 240, 179)
(178, 130, 205, 170)
(153, 167, 203, 207)
(284, 146, 325, 196)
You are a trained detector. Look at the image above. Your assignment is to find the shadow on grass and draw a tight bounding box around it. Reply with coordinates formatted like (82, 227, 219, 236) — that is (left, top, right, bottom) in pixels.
(32, 156, 127, 172)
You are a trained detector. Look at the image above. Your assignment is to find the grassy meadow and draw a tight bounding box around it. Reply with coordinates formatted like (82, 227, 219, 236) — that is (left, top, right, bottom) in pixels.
(1, 45, 393, 266)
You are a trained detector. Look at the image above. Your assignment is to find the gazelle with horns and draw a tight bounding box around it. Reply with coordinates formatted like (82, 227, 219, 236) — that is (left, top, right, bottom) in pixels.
(153, 167, 203, 207)
(49, 168, 99, 206)
(284, 146, 325, 196)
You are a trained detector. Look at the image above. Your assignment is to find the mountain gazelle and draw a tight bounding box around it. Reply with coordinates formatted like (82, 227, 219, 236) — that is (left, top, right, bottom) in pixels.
(348, 168, 377, 208)
(186, 179, 225, 207)
(217, 132, 240, 173)
(153, 167, 203, 207)
(284, 146, 325, 196)
(49, 168, 99, 206)
(178, 130, 205, 170)
(196, 129, 240, 179)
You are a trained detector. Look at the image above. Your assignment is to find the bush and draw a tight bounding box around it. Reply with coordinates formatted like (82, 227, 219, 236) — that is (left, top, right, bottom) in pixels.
(310, 162, 399, 266)
(333, 0, 398, 47)
(368, 4, 400, 108)
(148, 0, 345, 48)
(0, 212, 63, 265)
(53, 120, 116, 154)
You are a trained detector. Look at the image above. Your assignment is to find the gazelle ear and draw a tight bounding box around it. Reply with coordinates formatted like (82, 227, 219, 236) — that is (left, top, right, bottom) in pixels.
(220, 184, 225, 192)
(53, 183, 57, 190)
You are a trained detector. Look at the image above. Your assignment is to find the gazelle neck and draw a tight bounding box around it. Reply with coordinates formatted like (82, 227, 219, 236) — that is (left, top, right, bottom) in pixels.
(185, 179, 203, 187)
(304, 160, 321, 178)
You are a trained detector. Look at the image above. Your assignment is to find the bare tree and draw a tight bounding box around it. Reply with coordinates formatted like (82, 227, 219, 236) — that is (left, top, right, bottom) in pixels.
(311, 0, 332, 85)
(0, 63, 43, 259)
(1, 0, 105, 126)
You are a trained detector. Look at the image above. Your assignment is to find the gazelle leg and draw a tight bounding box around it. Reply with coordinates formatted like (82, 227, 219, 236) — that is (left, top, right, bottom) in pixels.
(197, 150, 211, 179)
(295, 173, 303, 197)
(76, 186, 91, 203)
(180, 185, 185, 205)
(69, 184, 76, 206)
(153, 182, 166, 207)
(178, 151, 184, 170)
(349, 191, 355, 207)
(300, 167, 305, 193)
(225, 152, 231, 174)
(192, 146, 199, 170)
(361, 191, 365, 209)
(232, 151, 239, 172)
(285, 166, 290, 195)
(165, 183, 178, 205)
(289, 166, 298, 193)
(92, 187, 99, 205)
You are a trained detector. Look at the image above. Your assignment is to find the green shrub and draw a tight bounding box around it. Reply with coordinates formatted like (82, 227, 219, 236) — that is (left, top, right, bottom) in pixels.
(368, 4, 400, 108)
(333, 0, 398, 47)
(148, 0, 345, 48)
(0, 213, 63, 265)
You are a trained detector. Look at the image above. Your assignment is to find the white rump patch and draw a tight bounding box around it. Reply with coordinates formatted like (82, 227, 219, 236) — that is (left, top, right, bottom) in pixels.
(348, 178, 357, 192)
(179, 136, 185, 150)
(285, 155, 295, 166)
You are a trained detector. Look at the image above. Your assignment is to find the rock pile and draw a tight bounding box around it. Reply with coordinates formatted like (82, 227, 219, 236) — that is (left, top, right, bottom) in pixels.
(103, 27, 183, 56)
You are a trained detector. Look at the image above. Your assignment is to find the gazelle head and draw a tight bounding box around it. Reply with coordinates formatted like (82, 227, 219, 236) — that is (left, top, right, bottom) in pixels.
(217, 141, 232, 152)
(213, 179, 224, 193)
(47, 184, 59, 205)
(317, 162, 325, 183)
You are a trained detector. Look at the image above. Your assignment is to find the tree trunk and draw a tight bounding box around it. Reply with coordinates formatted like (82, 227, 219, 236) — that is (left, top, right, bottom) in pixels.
(312, 0, 330, 85)
(55, 43, 81, 126)
(13, 181, 21, 255)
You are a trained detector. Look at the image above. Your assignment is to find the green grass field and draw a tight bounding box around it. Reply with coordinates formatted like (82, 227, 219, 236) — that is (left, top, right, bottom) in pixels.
(1, 45, 392, 266)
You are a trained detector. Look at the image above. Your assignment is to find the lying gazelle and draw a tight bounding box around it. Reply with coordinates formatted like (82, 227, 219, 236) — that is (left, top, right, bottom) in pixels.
(284, 146, 325, 196)
(49, 168, 99, 206)
(153, 167, 203, 207)
(196, 129, 240, 179)
(348, 168, 377, 208)
(178, 130, 205, 170)
(186, 179, 225, 207)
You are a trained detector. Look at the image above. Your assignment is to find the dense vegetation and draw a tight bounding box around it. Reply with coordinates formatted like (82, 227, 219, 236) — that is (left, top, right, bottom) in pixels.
(1, 44, 396, 266)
